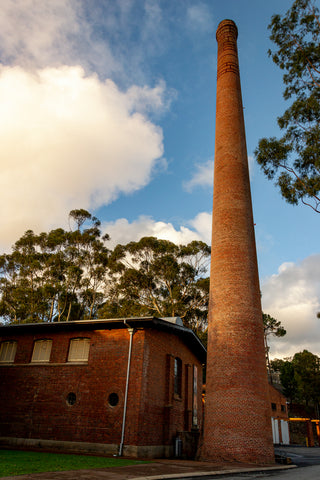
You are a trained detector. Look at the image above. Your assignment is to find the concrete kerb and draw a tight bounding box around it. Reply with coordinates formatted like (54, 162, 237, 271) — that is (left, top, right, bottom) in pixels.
(129, 464, 297, 480)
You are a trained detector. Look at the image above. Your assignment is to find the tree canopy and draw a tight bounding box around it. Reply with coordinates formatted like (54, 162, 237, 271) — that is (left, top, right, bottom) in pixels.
(254, 0, 320, 213)
(100, 236, 210, 338)
(0, 211, 210, 343)
(271, 350, 320, 410)
(263, 313, 286, 380)
(0, 210, 111, 323)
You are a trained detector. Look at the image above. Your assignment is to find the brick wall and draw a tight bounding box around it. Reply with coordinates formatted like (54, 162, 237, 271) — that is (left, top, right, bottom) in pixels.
(0, 323, 203, 457)
(269, 384, 288, 421)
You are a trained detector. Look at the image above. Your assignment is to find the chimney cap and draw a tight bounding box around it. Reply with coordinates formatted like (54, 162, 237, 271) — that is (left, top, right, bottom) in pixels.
(216, 19, 238, 41)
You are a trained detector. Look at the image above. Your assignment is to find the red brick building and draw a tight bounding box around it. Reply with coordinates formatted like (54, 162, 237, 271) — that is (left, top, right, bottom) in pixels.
(0, 317, 205, 458)
(269, 384, 289, 445)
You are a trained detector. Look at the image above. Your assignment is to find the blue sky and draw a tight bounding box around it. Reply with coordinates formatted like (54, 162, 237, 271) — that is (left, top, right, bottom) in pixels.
(0, 0, 319, 358)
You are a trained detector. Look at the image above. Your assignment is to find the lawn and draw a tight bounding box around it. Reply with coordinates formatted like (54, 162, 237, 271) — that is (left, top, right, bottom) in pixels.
(0, 449, 148, 477)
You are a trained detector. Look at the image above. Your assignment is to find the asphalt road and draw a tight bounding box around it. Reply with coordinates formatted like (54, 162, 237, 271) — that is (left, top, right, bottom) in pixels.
(199, 465, 320, 480)
(274, 446, 320, 467)
(189, 446, 320, 480)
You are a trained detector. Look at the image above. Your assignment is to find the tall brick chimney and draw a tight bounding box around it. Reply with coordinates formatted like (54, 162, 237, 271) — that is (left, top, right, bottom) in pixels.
(202, 20, 274, 463)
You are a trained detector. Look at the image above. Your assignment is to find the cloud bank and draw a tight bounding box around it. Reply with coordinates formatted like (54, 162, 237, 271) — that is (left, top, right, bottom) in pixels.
(0, 0, 211, 252)
(261, 255, 320, 358)
(103, 211, 212, 247)
(0, 0, 121, 78)
(0, 65, 165, 249)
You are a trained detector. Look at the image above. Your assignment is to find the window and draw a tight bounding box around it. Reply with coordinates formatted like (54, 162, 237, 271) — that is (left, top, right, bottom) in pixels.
(271, 402, 277, 411)
(281, 404, 286, 413)
(0, 341, 17, 363)
(31, 339, 52, 363)
(66, 392, 77, 406)
(108, 393, 119, 407)
(68, 338, 90, 362)
(192, 365, 198, 427)
(174, 357, 182, 397)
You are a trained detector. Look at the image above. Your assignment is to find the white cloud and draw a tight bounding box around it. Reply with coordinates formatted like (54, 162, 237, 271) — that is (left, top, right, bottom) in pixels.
(103, 211, 212, 248)
(189, 212, 212, 244)
(126, 80, 174, 115)
(0, 1, 88, 69)
(0, 0, 160, 83)
(261, 255, 320, 359)
(186, 4, 213, 33)
(141, 0, 163, 52)
(0, 65, 165, 250)
(255, 229, 275, 254)
(183, 159, 213, 192)
(248, 155, 255, 175)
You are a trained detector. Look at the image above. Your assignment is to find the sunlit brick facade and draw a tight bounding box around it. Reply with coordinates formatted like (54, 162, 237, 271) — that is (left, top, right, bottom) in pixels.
(202, 19, 274, 464)
(0, 317, 205, 458)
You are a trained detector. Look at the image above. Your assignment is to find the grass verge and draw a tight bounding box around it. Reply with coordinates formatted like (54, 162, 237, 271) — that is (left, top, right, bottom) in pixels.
(0, 449, 148, 477)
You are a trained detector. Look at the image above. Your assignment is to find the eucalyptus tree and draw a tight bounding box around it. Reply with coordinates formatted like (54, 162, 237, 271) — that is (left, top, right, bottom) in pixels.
(263, 313, 286, 381)
(99, 236, 210, 336)
(271, 358, 298, 403)
(67, 209, 110, 320)
(271, 350, 320, 410)
(0, 215, 210, 335)
(292, 350, 320, 407)
(0, 210, 111, 323)
(0, 230, 53, 323)
(255, 0, 320, 213)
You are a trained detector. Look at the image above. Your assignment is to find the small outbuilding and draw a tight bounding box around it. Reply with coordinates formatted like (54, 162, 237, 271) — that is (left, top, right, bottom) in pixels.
(269, 383, 290, 445)
(0, 317, 205, 458)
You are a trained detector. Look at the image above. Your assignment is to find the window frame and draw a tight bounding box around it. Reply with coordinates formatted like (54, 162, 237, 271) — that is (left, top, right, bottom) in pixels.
(174, 357, 182, 398)
(67, 338, 91, 362)
(31, 339, 53, 363)
(192, 365, 198, 427)
(0, 341, 17, 363)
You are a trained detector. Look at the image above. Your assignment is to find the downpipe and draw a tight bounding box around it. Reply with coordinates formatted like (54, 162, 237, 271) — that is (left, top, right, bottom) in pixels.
(118, 323, 135, 456)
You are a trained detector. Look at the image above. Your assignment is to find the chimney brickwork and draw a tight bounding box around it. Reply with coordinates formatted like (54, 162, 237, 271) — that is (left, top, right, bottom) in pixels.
(202, 20, 275, 464)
